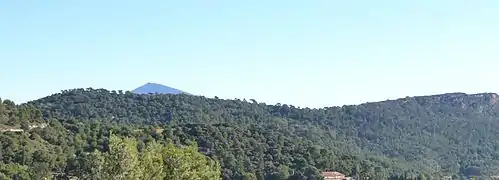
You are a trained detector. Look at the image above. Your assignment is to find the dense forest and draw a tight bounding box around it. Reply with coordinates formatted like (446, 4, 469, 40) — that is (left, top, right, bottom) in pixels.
(3, 88, 499, 179)
(0, 98, 221, 180)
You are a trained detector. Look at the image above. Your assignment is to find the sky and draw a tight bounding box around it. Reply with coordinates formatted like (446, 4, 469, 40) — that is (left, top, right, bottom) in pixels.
(1, 0, 498, 108)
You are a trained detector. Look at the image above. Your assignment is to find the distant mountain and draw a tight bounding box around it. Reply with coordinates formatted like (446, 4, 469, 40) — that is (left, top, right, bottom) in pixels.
(132, 82, 188, 95)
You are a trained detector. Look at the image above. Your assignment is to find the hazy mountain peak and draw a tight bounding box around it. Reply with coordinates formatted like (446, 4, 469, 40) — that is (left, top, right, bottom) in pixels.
(132, 82, 187, 95)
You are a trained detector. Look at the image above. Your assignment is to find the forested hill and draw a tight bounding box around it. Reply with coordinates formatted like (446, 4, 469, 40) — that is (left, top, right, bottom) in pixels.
(22, 89, 499, 178)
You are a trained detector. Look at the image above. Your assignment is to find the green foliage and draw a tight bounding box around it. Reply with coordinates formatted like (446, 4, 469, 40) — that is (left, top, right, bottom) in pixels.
(162, 143, 222, 180)
(0, 99, 222, 180)
(3, 89, 499, 179)
(77, 150, 106, 180)
(102, 134, 141, 180)
(139, 141, 165, 179)
(0, 163, 30, 180)
(75, 134, 221, 180)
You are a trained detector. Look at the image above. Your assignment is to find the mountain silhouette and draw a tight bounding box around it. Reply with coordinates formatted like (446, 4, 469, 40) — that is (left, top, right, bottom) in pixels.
(132, 82, 188, 95)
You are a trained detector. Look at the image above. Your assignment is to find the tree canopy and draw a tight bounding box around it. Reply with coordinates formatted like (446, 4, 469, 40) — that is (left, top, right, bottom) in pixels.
(2, 89, 499, 179)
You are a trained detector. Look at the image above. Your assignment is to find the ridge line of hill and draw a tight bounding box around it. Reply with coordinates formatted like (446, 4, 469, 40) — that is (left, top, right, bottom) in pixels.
(3, 87, 499, 179)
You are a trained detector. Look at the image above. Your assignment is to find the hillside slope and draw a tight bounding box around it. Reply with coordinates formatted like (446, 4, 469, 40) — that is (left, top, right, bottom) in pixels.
(28, 89, 499, 178)
(0, 99, 224, 180)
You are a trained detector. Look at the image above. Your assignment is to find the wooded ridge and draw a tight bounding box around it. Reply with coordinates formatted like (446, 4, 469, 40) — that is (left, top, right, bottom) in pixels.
(1, 88, 498, 179)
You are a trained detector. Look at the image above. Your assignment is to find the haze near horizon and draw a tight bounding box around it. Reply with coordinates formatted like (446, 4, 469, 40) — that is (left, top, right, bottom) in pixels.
(1, 1, 498, 108)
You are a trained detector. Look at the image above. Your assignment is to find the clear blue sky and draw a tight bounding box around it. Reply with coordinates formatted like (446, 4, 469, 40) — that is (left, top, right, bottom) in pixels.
(1, 1, 498, 108)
